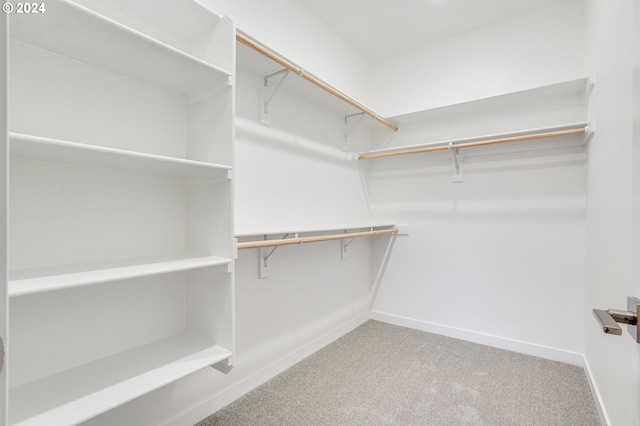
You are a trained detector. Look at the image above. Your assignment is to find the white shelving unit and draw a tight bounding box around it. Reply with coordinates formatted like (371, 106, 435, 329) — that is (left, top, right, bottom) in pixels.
(5, 1, 235, 425)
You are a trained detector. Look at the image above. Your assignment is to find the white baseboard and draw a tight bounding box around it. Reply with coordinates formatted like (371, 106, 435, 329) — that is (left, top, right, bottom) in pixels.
(163, 311, 370, 426)
(370, 311, 585, 366)
(582, 355, 611, 426)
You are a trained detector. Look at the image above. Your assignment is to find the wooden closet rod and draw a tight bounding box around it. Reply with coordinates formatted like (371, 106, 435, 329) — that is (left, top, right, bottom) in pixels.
(237, 228, 399, 250)
(236, 31, 399, 132)
(358, 126, 587, 161)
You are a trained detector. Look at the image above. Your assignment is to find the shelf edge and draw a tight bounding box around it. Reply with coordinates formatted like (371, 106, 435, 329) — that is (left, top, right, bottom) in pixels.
(9, 132, 232, 174)
(10, 341, 232, 426)
(235, 223, 398, 238)
(9, 255, 232, 298)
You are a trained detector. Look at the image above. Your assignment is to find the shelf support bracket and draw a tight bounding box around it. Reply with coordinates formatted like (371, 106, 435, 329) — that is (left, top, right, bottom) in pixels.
(260, 69, 290, 126)
(259, 233, 293, 278)
(341, 229, 360, 261)
(344, 112, 365, 149)
(448, 142, 463, 183)
(583, 72, 595, 104)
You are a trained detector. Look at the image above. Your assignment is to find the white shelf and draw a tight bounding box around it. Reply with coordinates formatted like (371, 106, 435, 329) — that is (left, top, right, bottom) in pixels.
(9, 0, 231, 94)
(236, 39, 375, 124)
(390, 76, 592, 126)
(9, 254, 231, 297)
(10, 133, 231, 180)
(9, 333, 232, 426)
(359, 122, 589, 158)
(235, 223, 398, 238)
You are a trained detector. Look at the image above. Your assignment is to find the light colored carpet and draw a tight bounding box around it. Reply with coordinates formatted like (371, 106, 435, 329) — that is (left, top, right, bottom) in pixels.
(197, 320, 601, 426)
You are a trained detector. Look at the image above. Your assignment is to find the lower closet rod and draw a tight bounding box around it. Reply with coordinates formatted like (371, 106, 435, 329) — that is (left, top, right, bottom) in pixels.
(237, 228, 399, 250)
(358, 126, 587, 161)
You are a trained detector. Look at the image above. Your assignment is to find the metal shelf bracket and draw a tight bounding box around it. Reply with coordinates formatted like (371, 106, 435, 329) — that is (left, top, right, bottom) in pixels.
(260, 69, 290, 126)
(341, 228, 364, 261)
(344, 112, 365, 148)
(583, 71, 595, 104)
(448, 142, 463, 183)
(259, 233, 295, 278)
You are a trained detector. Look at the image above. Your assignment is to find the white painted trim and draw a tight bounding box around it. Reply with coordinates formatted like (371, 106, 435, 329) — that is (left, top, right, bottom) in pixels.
(371, 311, 585, 366)
(582, 355, 611, 426)
(161, 311, 370, 426)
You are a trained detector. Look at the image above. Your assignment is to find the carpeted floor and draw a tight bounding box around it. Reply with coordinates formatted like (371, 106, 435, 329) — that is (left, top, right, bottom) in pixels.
(196, 320, 601, 426)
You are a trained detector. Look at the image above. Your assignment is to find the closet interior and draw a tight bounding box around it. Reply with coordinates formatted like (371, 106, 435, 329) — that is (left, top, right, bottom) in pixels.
(1, 0, 633, 425)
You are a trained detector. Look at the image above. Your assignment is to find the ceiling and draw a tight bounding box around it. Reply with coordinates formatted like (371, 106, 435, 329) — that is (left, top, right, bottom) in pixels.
(299, 0, 566, 62)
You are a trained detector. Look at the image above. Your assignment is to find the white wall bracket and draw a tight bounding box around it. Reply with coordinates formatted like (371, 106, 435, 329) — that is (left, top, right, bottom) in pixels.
(448, 142, 463, 183)
(260, 69, 290, 126)
(341, 229, 361, 261)
(259, 233, 294, 279)
(395, 224, 410, 236)
(585, 119, 596, 141)
(344, 112, 365, 149)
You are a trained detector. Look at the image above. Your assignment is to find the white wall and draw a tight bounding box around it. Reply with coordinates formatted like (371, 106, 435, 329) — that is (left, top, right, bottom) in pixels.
(368, 103, 588, 365)
(233, 65, 372, 232)
(1, 13, 8, 425)
(367, 0, 588, 364)
(372, 0, 585, 117)
(635, 3, 640, 423)
(583, 1, 638, 425)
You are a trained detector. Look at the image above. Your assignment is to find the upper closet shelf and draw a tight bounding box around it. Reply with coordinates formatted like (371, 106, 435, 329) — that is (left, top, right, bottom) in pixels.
(236, 30, 398, 132)
(10, 133, 231, 180)
(9, 0, 232, 94)
(389, 76, 593, 126)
